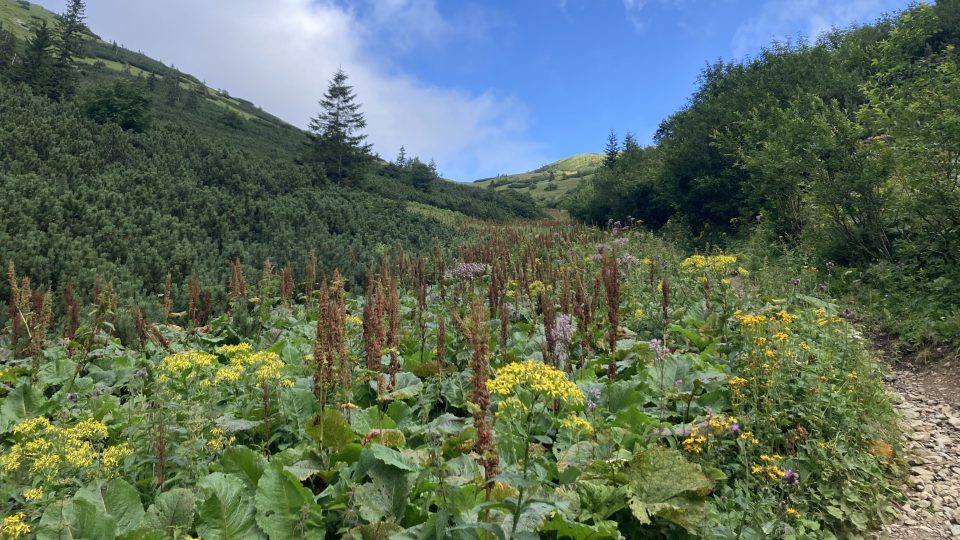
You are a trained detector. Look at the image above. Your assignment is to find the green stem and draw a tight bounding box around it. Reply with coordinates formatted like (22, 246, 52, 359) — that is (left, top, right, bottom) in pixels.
(510, 400, 537, 538)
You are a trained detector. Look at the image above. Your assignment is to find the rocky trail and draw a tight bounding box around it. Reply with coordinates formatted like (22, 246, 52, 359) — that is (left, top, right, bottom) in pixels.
(882, 358, 960, 540)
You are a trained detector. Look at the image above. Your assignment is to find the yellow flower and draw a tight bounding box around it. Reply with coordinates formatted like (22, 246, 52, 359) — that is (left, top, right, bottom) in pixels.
(681, 427, 707, 454)
(764, 349, 777, 359)
(23, 487, 43, 501)
(214, 364, 244, 384)
(12, 416, 51, 436)
(65, 441, 96, 468)
(29, 453, 60, 479)
(680, 254, 737, 272)
(559, 414, 593, 434)
(773, 332, 789, 342)
(495, 396, 527, 417)
(102, 443, 133, 475)
(529, 280, 546, 297)
(347, 315, 364, 326)
(159, 351, 216, 377)
(786, 507, 800, 519)
(487, 360, 584, 405)
(798, 342, 811, 351)
(1, 512, 30, 538)
(634, 308, 644, 320)
(215, 343, 251, 357)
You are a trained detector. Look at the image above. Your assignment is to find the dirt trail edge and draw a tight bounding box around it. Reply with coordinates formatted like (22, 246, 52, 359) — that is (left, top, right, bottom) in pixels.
(882, 359, 960, 540)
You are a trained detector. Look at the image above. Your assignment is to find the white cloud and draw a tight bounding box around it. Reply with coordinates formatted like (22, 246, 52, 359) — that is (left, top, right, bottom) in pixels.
(33, 0, 542, 181)
(731, 0, 897, 58)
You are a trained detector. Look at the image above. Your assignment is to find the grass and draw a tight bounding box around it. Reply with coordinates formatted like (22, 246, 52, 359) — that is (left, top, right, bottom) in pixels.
(472, 153, 603, 206)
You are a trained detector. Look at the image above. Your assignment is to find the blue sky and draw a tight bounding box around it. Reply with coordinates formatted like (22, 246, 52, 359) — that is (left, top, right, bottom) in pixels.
(38, 0, 912, 180)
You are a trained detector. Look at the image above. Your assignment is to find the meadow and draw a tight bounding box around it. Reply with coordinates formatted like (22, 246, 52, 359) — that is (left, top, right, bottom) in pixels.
(0, 223, 902, 539)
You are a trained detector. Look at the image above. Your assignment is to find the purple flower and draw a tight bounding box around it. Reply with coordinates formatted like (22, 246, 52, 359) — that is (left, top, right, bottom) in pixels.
(783, 469, 800, 485)
(452, 262, 489, 281)
(585, 387, 601, 412)
(67, 392, 78, 402)
(612, 237, 628, 248)
(551, 314, 575, 365)
(648, 338, 669, 363)
(595, 243, 610, 253)
(589, 253, 603, 263)
(729, 423, 740, 434)
(618, 254, 639, 267)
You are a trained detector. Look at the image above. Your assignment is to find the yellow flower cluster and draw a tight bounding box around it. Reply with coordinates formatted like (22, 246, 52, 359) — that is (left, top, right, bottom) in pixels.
(23, 487, 43, 502)
(739, 430, 759, 445)
(215, 343, 252, 356)
(206, 427, 235, 452)
(101, 443, 133, 477)
(682, 427, 707, 454)
(528, 280, 546, 297)
(159, 351, 216, 379)
(728, 376, 748, 388)
(559, 414, 594, 434)
(751, 454, 786, 480)
(4, 416, 110, 481)
(209, 347, 287, 386)
(487, 360, 584, 405)
(707, 415, 738, 434)
(680, 254, 738, 272)
(1, 512, 30, 538)
(495, 396, 527, 417)
(733, 310, 767, 328)
(786, 507, 800, 519)
(346, 314, 364, 326)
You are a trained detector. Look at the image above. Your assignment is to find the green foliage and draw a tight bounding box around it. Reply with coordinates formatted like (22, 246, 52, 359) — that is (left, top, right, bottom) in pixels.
(0, 226, 901, 538)
(79, 77, 152, 131)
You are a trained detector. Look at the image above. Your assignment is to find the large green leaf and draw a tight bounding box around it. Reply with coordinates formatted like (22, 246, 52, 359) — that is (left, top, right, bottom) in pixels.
(255, 464, 324, 539)
(351, 406, 397, 436)
(539, 514, 621, 540)
(305, 408, 355, 450)
(75, 478, 145, 537)
(142, 488, 197, 538)
(36, 498, 117, 540)
(0, 382, 44, 433)
(280, 387, 318, 431)
(222, 446, 269, 491)
(353, 464, 413, 523)
(197, 472, 263, 540)
(367, 444, 417, 471)
(624, 446, 714, 532)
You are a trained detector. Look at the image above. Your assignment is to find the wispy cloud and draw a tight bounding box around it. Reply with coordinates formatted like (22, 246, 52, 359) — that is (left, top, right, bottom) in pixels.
(32, 0, 542, 181)
(731, 0, 901, 57)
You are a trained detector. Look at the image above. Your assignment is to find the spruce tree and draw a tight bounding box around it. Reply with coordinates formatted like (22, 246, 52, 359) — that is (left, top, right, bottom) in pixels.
(0, 25, 16, 81)
(604, 130, 619, 169)
(307, 68, 372, 186)
(16, 22, 55, 97)
(52, 0, 86, 100)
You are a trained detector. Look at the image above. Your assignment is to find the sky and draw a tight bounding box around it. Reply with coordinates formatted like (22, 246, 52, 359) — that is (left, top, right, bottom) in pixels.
(35, 0, 912, 181)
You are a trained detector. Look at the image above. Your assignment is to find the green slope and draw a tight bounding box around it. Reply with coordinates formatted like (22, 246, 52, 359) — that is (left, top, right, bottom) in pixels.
(0, 0, 540, 309)
(473, 153, 603, 207)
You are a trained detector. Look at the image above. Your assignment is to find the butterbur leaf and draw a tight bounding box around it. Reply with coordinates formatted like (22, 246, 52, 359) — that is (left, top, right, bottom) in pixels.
(351, 406, 397, 436)
(142, 488, 197, 537)
(0, 383, 44, 433)
(255, 464, 325, 539)
(197, 472, 263, 540)
(37, 498, 118, 540)
(280, 387, 318, 431)
(222, 446, 269, 490)
(305, 408, 355, 450)
(624, 446, 714, 532)
(540, 514, 621, 540)
(501, 502, 554, 536)
(354, 464, 413, 523)
(367, 443, 417, 471)
(75, 478, 145, 537)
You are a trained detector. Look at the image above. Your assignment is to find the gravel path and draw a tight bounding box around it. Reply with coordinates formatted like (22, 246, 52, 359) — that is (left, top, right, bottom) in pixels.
(883, 364, 960, 540)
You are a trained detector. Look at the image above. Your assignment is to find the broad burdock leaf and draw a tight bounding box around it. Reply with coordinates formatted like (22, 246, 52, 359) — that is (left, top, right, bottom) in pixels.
(353, 463, 414, 523)
(215, 414, 263, 434)
(142, 488, 197, 536)
(75, 478, 145, 536)
(280, 386, 318, 431)
(255, 464, 324, 539)
(222, 446, 269, 491)
(624, 446, 714, 532)
(0, 382, 44, 433)
(196, 472, 263, 540)
(305, 408, 355, 450)
(37, 498, 118, 540)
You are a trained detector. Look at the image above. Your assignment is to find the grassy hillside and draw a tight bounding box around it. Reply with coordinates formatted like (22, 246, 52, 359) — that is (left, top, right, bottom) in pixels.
(1, 0, 305, 159)
(0, 0, 539, 311)
(472, 153, 603, 206)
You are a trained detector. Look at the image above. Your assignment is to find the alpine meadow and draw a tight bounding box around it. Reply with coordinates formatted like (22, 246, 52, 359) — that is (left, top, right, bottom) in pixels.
(1, 1, 960, 539)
